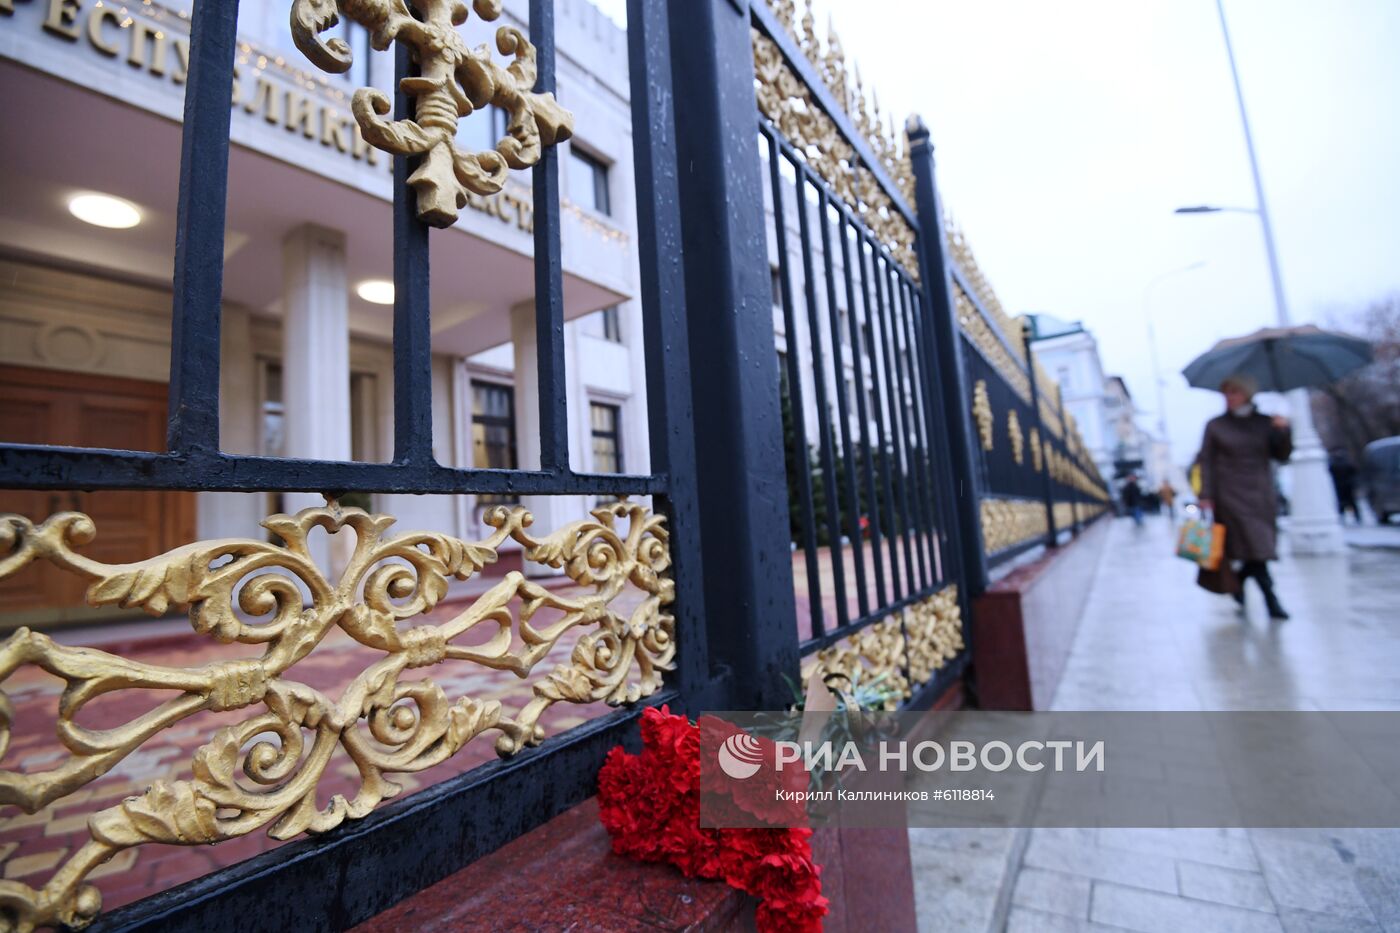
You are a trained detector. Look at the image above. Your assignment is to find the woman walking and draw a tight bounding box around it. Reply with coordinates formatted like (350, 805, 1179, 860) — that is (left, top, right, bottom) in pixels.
(1198, 375, 1293, 619)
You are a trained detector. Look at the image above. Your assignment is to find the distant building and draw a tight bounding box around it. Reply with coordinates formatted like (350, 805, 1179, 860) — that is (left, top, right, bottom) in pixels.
(1103, 376, 1162, 488)
(1027, 325, 1173, 503)
(1028, 328, 1112, 483)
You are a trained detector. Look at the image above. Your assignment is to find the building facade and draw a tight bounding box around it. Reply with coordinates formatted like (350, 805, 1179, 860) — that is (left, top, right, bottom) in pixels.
(1032, 331, 1169, 499)
(1103, 374, 1163, 488)
(0, 0, 650, 618)
(1031, 328, 1112, 485)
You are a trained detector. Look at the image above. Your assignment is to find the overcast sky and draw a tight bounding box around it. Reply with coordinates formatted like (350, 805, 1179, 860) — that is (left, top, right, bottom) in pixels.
(595, 1, 1400, 463)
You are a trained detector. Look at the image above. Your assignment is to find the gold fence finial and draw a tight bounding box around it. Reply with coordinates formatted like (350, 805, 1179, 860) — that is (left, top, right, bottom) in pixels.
(751, 8, 921, 275)
(798, 0, 819, 63)
(824, 15, 848, 107)
(289, 0, 573, 227)
(773, 0, 796, 31)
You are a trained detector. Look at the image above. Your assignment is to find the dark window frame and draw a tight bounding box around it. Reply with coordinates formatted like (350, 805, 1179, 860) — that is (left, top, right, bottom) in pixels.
(600, 306, 623, 343)
(569, 146, 612, 216)
(471, 379, 519, 504)
(589, 400, 624, 475)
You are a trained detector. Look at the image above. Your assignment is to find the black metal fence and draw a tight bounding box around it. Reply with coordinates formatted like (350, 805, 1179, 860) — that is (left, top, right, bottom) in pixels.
(939, 239, 1112, 572)
(751, 1, 970, 712)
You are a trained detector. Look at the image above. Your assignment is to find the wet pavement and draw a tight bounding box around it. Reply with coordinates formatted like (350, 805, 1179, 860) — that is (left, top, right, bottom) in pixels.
(912, 514, 1400, 932)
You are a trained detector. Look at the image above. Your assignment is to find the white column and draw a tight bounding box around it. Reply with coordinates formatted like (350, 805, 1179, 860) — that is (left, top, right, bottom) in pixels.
(510, 300, 583, 574)
(563, 321, 592, 473)
(282, 224, 352, 571)
(1284, 389, 1345, 554)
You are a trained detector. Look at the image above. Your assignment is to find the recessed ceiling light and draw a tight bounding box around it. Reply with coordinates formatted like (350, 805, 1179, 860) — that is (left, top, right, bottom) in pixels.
(68, 193, 141, 229)
(356, 279, 395, 305)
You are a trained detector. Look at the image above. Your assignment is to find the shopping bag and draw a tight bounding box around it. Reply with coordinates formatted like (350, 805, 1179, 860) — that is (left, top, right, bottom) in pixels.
(1197, 561, 1240, 595)
(1176, 515, 1226, 571)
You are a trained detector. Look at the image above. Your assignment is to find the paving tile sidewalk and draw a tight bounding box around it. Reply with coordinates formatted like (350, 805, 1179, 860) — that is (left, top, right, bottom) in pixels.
(911, 514, 1400, 932)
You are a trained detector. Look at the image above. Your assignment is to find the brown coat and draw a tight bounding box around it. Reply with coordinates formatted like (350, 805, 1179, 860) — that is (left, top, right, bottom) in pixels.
(1198, 411, 1293, 561)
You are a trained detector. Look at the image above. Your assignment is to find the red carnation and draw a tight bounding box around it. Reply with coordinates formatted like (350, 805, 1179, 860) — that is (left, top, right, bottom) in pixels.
(598, 707, 828, 932)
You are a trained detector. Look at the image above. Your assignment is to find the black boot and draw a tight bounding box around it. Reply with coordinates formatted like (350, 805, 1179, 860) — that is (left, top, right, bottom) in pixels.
(1231, 563, 1248, 606)
(1255, 564, 1289, 620)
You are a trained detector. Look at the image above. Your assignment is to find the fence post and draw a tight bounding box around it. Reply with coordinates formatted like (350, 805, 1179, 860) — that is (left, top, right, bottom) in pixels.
(908, 116, 988, 595)
(666, 0, 800, 710)
(1023, 322, 1059, 547)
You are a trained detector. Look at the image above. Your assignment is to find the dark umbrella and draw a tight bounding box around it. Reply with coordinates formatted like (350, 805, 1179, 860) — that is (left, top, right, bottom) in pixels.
(1181, 324, 1372, 392)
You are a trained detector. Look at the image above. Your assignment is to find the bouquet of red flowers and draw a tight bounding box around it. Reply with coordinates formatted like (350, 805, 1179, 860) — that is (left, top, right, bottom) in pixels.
(597, 706, 828, 933)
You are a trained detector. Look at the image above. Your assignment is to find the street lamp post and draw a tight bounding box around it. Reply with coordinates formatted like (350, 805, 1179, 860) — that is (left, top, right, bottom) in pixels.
(1174, 0, 1344, 555)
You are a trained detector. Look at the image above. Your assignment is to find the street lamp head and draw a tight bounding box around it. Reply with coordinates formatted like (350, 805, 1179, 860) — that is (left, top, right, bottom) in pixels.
(1174, 205, 1222, 214)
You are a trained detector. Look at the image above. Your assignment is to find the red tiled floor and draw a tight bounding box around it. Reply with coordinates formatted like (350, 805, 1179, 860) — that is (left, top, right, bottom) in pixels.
(791, 534, 945, 640)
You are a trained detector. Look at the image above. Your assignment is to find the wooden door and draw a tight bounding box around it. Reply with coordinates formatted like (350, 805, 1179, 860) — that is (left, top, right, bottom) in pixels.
(0, 365, 196, 615)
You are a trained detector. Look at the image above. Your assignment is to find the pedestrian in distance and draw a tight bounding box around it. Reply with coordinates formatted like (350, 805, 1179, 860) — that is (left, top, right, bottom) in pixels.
(1159, 479, 1177, 521)
(1197, 374, 1293, 620)
(1121, 473, 1145, 527)
(1328, 448, 1361, 525)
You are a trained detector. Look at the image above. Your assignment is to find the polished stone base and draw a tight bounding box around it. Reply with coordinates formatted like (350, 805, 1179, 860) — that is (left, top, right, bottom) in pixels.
(971, 518, 1112, 710)
(350, 797, 753, 932)
(350, 773, 929, 931)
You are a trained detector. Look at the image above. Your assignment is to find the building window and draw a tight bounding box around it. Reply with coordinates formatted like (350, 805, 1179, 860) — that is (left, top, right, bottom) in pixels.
(260, 362, 286, 522)
(771, 267, 784, 309)
(590, 402, 623, 474)
(600, 306, 623, 343)
(472, 380, 518, 504)
(568, 147, 611, 215)
(261, 363, 285, 459)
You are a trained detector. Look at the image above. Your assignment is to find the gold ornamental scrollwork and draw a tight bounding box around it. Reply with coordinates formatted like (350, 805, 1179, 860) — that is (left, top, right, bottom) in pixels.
(954, 288, 1030, 404)
(972, 379, 994, 452)
(800, 586, 963, 709)
(1030, 427, 1043, 472)
(290, 0, 574, 226)
(801, 617, 909, 711)
(944, 217, 1023, 365)
(1033, 359, 1064, 438)
(0, 499, 672, 932)
(1007, 409, 1024, 466)
(751, 13, 920, 278)
(905, 586, 963, 689)
(761, 0, 918, 208)
(979, 498, 1048, 554)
